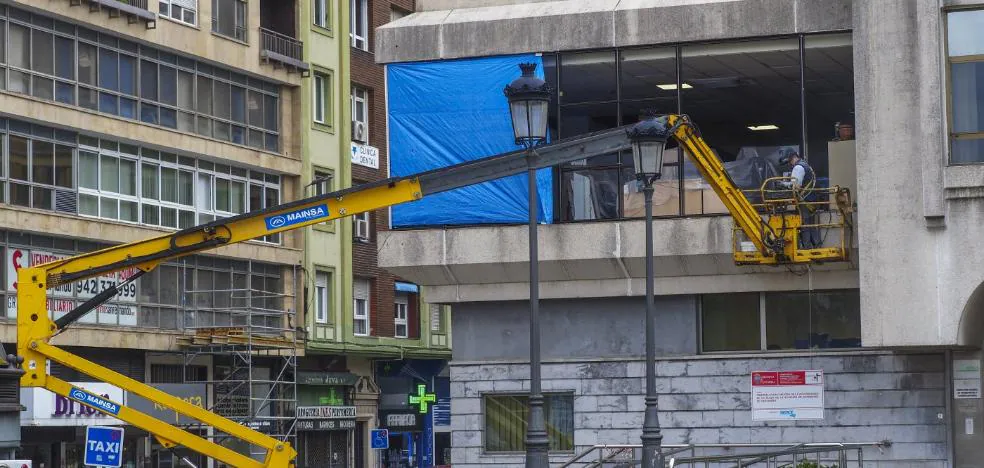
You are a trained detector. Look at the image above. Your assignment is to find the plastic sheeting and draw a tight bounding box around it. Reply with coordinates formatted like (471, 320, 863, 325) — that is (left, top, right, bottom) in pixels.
(387, 54, 552, 227)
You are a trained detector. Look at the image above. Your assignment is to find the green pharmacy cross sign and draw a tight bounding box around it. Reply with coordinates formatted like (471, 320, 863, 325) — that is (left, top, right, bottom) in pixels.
(408, 384, 437, 413)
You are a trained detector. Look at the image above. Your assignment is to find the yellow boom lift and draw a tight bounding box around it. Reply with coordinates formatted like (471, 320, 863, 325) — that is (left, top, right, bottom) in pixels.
(13, 114, 852, 467)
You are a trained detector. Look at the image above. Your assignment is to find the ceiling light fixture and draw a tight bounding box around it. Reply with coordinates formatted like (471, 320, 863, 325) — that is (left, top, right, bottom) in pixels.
(748, 125, 779, 131)
(656, 83, 693, 90)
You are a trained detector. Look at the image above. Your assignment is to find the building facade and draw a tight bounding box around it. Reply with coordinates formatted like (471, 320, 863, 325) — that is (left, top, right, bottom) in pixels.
(375, 0, 984, 467)
(0, 0, 309, 466)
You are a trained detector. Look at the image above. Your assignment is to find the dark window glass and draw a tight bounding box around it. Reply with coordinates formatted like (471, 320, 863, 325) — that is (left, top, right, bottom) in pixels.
(55, 36, 74, 80)
(160, 65, 177, 106)
(120, 98, 137, 119)
(140, 59, 157, 100)
(701, 293, 761, 352)
(78, 43, 96, 85)
(214, 81, 231, 120)
(31, 76, 53, 101)
(32, 140, 54, 185)
(32, 30, 53, 75)
(560, 168, 619, 221)
(264, 94, 278, 131)
(141, 103, 159, 124)
(559, 51, 617, 104)
(178, 70, 194, 110)
(764, 289, 861, 349)
(248, 90, 263, 127)
(55, 81, 74, 104)
(119, 54, 137, 96)
(79, 86, 98, 110)
(10, 183, 29, 207)
(197, 76, 212, 114)
(9, 135, 28, 181)
(160, 107, 177, 128)
(99, 92, 118, 115)
(54, 144, 73, 188)
(231, 86, 245, 123)
(98, 48, 119, 91)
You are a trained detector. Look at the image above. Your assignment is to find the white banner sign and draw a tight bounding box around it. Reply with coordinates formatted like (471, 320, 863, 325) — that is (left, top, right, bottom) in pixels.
(751, 370, 824, 420)
(351, 143, 380, 169)
(6, 247, 138, 302)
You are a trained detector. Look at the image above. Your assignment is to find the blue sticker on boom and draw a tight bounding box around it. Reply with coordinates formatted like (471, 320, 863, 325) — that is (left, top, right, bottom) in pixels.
(69, 387, 121, 415)
(265, 204, 330, 230)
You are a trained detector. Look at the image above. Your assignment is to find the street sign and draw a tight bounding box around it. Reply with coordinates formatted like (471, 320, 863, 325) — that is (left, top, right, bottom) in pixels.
(84, 425, 124, 467)
(370, 429, 389, 449)
(409, 384, 436, 413)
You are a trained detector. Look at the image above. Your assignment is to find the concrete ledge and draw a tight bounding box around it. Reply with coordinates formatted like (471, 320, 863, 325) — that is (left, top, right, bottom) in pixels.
(377, 0, 853, 63)
(378, 215, 859, 302)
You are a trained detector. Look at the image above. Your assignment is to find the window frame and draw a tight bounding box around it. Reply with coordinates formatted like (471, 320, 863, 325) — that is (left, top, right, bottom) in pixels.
(159, 0, 199, 27)
(698, 289, 861, 353)
(394, 301, 408, 338)
(354, 211, 370, 241)
(350, 85, 369, 142)
(353, 278, 370, 337)
(945, 9, 984, 165)
(482, 392, 575, 454)
(313, 0, 331, 32)
(350, 0, 368, 51)
(314, 270, 330, 325)
(312, 70, 333, 129)
(211, 0, 247, 42)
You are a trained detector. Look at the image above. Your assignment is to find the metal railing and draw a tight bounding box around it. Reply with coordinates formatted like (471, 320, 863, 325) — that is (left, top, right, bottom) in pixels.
(260, 27, 305, 66)
(113, 0, 148, 8)
(561, 442, 891, 468)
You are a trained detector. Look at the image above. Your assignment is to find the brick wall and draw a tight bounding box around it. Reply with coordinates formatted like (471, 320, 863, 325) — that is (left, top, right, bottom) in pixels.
(350, 0, 414, 338)
(449, 353, 947, 468)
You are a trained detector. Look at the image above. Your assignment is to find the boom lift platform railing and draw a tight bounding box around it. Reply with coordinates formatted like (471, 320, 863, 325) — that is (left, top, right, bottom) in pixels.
(13, 114, 855, 467)
(561, 442, 890, 468)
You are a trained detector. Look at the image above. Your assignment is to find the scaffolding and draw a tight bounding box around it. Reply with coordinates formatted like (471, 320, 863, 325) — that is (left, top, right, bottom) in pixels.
(176, 266, 299, 461)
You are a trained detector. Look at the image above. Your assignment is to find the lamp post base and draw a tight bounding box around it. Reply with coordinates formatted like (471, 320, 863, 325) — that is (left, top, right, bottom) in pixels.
(525, 394, 550, 468)
(641, 395, 664, 468)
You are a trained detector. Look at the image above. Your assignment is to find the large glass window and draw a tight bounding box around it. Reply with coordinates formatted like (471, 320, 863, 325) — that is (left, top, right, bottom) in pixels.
(484, 393, 574, 452)
(550, 35, 854, 222)
(700, 289, 861, 352)
(0, 6, 281, 151)
(353, 278, 370, 336)
(948, 10, 984, 163)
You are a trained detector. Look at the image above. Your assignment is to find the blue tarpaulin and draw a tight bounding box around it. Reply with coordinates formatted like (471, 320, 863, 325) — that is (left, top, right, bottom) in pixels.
(387, 54, 552, 227)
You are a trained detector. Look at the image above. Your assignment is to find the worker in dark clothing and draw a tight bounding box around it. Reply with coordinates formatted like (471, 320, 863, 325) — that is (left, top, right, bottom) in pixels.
(778, 149, 819, 249)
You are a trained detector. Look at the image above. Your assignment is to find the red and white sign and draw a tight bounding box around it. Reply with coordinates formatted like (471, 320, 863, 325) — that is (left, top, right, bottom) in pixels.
(6, 248, 138, 302)
(751, 370, 824, 420)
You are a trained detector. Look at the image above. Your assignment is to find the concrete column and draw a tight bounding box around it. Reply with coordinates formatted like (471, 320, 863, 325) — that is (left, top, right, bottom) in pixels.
(853, 0, 946, 346)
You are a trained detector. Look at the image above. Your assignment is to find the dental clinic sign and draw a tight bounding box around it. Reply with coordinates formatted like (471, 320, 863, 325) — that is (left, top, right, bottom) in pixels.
(751, 370, 824, 421)
(351, 143, 379, 169)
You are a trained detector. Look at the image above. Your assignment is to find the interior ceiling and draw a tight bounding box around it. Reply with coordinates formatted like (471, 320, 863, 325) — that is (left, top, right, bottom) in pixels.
(553, 44, 854, 159)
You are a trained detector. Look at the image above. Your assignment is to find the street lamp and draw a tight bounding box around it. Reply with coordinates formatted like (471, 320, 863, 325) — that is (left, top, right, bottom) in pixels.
(504, 62, 551, 468)
(627, 114, 672, 468)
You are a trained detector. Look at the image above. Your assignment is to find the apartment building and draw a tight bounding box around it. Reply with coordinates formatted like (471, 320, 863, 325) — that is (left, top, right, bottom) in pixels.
(374, 0, 984, 467)
(0, 0, 309, 466)
(350, 0, 453, 467)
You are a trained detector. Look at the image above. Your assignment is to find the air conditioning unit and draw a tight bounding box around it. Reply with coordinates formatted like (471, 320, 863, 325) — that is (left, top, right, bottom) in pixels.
(352, 121, 368, 143)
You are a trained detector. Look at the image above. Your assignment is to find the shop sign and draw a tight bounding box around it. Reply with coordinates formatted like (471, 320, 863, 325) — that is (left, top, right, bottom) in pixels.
(297, 371, 359, 386)
(128, 383, 207, 424)
(380, 410, 422, 431)
(296, 406, 357, 419)
(296, 419, 357, 431)
(21, 382, 124, 426)
(6, 247, 139, 302)
(351, 143, 380, 169)
(751, 370, 824, 420)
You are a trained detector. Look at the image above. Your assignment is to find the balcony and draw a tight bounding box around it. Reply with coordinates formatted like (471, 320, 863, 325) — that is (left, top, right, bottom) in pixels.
(260, 28, 310, 75)
(68, 0, 157, 29)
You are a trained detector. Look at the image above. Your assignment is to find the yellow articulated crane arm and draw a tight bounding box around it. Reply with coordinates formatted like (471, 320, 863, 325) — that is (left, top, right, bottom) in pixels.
(15, 114, 853, 467)
(659, 114, 853, 265)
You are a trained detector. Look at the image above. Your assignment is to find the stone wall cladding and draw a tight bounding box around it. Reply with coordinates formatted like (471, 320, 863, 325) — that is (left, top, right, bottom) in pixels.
(449, 353, 947, 467)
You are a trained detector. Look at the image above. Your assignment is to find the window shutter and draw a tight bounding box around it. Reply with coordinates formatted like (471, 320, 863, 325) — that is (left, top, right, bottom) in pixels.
(172, 0, 198, 10)
(409, 293, 419, 339)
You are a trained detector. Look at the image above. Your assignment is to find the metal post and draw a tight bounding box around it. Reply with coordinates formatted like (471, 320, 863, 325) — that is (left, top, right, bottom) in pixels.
(640, 183, 663, 468)
(525, 151, 550, 468)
